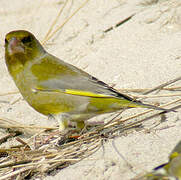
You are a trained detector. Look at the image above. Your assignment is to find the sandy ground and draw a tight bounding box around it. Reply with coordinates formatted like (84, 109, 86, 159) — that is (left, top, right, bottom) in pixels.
(0, 0, 181, 179)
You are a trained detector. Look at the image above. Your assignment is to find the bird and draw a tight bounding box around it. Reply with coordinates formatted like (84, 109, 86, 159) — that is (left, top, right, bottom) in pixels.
(5, 30, 168, 131)
(141, 141, 181, 180)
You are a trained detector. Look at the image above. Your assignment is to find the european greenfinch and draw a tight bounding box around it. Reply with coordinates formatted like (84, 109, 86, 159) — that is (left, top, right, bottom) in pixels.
(142, 141, 181, 180)
(5, 30, 167, 131)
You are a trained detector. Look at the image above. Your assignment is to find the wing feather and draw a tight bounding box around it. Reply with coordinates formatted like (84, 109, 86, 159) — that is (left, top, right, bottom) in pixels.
(31, 54, 133, 101)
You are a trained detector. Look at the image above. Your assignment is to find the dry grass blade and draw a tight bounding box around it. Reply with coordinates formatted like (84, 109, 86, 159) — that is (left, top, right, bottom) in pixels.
(0, 166, 35, 180)
(0, 117, 56, 135)
(143, 76, 181, 95)
(0, 133, 16, 145)
(42, 0, 90, 44)
(0, 160, 32, 169)
(119, 86, 181, 93)
(0, 91, 19, 96)
(42, 0, 68, 44)
(132, 93, 181, 98)
(104, 13, 135, 33)
(1, 124, 57, 130)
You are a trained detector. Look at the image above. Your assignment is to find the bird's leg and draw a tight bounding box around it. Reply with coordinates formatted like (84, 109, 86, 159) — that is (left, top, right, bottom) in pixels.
(58, 113, 70, 131)
(76, 121, 85, 130)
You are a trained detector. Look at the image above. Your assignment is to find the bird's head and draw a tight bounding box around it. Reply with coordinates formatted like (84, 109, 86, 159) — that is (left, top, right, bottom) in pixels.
(5, 30, 45, 65)
(5, 30, 45, 77)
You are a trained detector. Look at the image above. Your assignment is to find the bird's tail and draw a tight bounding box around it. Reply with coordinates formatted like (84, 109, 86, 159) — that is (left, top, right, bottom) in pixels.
(132, 100, 174, 112)
(114, 90, 173, 112)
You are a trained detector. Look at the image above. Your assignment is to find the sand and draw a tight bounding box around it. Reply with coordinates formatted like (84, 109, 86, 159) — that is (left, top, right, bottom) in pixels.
(0, 0, 180, 179)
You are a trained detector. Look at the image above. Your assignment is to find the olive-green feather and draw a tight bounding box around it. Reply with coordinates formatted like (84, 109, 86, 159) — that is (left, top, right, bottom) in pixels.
(5, 30, 167, 129)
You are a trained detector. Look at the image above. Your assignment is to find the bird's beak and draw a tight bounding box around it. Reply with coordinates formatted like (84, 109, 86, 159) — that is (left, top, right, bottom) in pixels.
(8, 37, 25, 55)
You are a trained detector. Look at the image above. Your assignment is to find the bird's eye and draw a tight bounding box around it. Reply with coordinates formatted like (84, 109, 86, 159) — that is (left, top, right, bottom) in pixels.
(5, 38, 8, 44)
(21, 36, 31, 44)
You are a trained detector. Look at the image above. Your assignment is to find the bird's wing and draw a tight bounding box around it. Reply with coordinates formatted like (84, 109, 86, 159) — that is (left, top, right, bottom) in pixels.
(30, 54, 169, 111)
(31, 53, 133, 101)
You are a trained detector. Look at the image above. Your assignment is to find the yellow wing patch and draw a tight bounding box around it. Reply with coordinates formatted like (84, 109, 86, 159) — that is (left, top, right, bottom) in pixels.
(32, 87, 111, 98)
(65, 89, 110, 98)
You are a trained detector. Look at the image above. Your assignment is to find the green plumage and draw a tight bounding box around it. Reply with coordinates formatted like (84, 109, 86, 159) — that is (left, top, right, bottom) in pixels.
(142, 141, 181, 180)
(5, 30, 166, 130)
